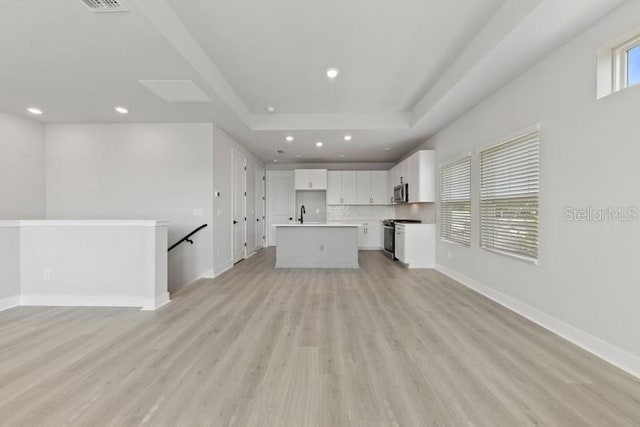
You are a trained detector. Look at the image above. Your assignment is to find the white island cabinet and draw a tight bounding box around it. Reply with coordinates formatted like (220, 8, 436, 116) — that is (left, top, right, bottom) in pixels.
(273, 223, 360, 268)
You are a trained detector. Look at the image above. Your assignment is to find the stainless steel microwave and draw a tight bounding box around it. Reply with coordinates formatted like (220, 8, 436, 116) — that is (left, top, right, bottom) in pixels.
(393, 183, 408, 203)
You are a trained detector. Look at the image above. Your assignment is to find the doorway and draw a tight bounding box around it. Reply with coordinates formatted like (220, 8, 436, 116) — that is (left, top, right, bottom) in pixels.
(232, 150, 246, 264)
(255, 165, 265, 250)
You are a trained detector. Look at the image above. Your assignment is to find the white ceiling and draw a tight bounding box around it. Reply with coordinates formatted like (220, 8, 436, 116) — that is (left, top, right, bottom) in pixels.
(0, 0, 627, 163)
(167, 0, 503, 114)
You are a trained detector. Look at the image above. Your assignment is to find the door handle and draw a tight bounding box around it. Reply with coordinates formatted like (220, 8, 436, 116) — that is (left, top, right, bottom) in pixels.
(233, 220, 238, 224)
(289, 217, 293, 221)
(256, 218, 260, 222)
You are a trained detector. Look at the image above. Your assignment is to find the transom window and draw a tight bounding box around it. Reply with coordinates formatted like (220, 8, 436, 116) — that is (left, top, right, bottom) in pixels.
(627, 43, 640, 88)
(614, 34, 640, 91)
(597, 30, 640, 98)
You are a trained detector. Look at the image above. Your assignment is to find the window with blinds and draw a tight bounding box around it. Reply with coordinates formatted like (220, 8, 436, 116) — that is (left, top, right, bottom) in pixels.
(480, 129, 539, 261)
(440, 156, 471, 246)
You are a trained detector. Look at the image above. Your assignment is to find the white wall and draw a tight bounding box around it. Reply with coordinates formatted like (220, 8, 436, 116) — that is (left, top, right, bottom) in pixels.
(19, 221, 168, 310)
(45, 123, 214, 292)
(424, 2, 640, 372)
(213, 126, 264, 274)
(0, 112, 45, 219)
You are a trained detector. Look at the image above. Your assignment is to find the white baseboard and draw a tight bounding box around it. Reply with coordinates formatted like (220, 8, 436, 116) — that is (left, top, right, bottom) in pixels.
(0, 295, 20, 312)
(141, 292, 171, 311)
(246, 249, 258, 258)
(201, 268, 215, 279)
(20, 294, 145, 309)
(214, 261, 233, 278)
(436, 264, 640, 379)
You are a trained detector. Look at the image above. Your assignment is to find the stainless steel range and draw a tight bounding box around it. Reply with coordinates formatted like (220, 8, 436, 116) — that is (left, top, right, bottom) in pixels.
(382, 219, 421, 259)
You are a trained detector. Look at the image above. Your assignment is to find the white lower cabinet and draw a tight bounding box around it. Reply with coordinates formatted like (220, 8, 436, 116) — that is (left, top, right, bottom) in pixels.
(356, 221, 382, 249)
(394, 224, 435, 268)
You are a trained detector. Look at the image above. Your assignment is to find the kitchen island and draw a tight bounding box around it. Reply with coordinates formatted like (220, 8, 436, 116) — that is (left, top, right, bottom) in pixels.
(273, 223, 361, 268)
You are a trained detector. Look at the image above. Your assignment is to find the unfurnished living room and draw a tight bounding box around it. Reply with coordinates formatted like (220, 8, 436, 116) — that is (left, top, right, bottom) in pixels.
(1, 0, 640, 425)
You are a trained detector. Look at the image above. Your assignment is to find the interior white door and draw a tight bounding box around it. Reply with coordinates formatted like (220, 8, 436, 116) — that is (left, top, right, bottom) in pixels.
(255, 165, 265, 249)
(266, 170, 295, 246)
(232, 150, 246, 264)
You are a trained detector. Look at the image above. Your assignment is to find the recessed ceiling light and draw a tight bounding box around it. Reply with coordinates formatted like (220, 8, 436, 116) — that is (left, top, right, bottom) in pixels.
(326, 68, 339, 79)
(316, 141, 323, 147)
(384, 147, 391, 151)
(114, 106, 129, 114)
(265, 106, 275, 114)
(273, 159, 278, 162)
(295, 154, 302, 158)
(26, 107, 43, 115)
(286, 136, 294, 142)
(339, 154, 345, 158)
(344, 135, 352, 141)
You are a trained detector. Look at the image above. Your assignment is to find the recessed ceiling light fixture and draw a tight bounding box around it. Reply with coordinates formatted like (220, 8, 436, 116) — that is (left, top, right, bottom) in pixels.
(295, 154, 302, 158)
(344, 135, 352, 141)
(326, 68, 339, 79)
(26, 107, 43, 115)
(339, 154, 345, 158)
(114, 106, 129, 114)
(384, 147, 391, 151)
(273, 159, 278, 162)
(316, 141, 324, 147)
(265, 106, 276, 114)
(286, 136, 294, 142)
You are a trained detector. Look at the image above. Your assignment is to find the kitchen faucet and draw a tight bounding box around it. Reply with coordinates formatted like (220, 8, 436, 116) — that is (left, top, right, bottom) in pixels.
(299, 205, 306, 224)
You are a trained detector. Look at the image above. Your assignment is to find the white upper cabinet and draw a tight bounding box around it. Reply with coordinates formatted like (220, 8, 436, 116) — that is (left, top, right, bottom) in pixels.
(342, 171, 357, 204)
(294, 169, 327, 190)
(356, 171, 372, 205)
(329, 171, 387, 205)
(406, 150, 435, 203)
(327, 171, 342, 204)
(399, 159, 409, 185)
(357, 171, 389, 205)
(370, 171, 389, 204)
(327, 171, 357, 205)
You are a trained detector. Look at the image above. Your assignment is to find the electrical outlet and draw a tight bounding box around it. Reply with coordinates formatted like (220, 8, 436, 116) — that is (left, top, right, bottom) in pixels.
(319, 244, 324, 251)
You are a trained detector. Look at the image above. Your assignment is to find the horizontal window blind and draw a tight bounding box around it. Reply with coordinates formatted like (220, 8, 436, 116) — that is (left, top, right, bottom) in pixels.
(440, 156, 471, 246)
(480, 130, 539, 261)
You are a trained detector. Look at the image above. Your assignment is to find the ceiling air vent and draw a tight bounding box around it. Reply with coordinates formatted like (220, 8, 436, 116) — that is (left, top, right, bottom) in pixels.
(80, 0, 129, 13)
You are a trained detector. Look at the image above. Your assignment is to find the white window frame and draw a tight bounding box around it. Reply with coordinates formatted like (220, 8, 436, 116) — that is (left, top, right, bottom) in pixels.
(597, 27, 640, 99)
(439, 154, 472, 247)
(477, 125, 540, 264)
(613, 34, 640, 91)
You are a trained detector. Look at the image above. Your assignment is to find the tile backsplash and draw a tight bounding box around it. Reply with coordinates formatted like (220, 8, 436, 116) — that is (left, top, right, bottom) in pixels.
(394, 203, 436, 224)
(327, 203, 435, 224)
(327, 205, 395, 221)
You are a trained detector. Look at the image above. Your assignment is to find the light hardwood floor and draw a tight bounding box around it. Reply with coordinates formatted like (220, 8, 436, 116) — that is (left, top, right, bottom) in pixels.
(1, 249, 639, 426)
